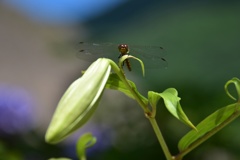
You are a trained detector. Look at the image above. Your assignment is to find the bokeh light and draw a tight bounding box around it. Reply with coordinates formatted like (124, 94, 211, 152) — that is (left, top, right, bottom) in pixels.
(1, 0, 127, 25)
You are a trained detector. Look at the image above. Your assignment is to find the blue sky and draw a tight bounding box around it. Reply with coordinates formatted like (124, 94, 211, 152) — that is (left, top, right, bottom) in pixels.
(2, 0, 127, 25)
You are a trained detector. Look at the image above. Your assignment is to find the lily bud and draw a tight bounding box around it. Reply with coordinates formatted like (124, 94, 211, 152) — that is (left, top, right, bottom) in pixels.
(45, 58, 111, 144)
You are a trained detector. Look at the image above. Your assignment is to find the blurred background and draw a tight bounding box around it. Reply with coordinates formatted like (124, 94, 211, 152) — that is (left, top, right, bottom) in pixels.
(0, 0, 240, 159)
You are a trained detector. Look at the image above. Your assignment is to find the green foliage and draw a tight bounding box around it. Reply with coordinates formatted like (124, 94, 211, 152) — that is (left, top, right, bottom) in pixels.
(176, 77, 240, 159)
(149, 89, 197, 130)
(105, 73, 148, 105)
(46, 56, 240, 160)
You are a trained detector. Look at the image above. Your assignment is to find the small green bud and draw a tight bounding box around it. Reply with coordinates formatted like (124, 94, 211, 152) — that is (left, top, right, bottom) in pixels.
(45, 58, 111, 144)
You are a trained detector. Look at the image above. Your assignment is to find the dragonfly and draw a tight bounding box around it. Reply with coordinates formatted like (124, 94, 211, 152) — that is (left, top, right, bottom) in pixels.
(77, 42, 167, 72)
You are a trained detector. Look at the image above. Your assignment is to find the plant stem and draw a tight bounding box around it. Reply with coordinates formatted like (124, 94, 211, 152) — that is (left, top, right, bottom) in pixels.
(148, 117, 173, 160)
(109, 59, 173, 159)
(109, 59, 150, 113)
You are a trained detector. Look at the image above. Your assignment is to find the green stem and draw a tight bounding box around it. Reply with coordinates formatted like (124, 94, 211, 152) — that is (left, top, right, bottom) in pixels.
(109, 59, 150, 114)
(109, 59, 173, 160)
(148, 117, 173, 160)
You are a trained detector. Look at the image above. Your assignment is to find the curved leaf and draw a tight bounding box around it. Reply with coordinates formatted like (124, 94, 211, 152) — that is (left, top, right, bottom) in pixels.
(148, 88, 196, 130)
(105, 73, 148, 105)
(119, 55, 145, 76)
(148, 91, 161, 117)
(224, 77, 240, 101)
(76, 133, 97, 160)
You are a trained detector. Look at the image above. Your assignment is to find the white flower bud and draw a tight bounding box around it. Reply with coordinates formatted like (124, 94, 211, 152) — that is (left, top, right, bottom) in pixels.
(46, 58, 111, 144)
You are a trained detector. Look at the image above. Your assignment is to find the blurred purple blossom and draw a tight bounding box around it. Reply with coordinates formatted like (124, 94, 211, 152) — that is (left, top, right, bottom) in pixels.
(85, 125, 113, 155)
(0, 84, 35, 135)
(63, 124, 113, 159)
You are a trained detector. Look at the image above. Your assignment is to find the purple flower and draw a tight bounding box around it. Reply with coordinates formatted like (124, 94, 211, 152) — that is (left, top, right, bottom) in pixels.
(63, 123, 113, 158)
(0, 84, 35, 135)
(85, 125, 112, 155)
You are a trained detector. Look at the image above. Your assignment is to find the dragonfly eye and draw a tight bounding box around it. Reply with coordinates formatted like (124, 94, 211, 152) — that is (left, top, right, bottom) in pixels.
(118, 44, 129, 52)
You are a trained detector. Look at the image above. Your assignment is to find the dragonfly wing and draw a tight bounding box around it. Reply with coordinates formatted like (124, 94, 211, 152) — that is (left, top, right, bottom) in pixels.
(76, 42, 167, 71)
(129, 45, 167, 69)
(77, 42, 120, 62)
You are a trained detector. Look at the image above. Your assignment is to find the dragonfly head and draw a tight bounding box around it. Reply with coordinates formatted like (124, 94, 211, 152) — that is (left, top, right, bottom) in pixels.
(118, 44, 129, 54)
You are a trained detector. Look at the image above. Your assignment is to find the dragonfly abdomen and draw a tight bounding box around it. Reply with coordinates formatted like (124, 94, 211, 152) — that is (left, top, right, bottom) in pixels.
(124, 59, 131, 71)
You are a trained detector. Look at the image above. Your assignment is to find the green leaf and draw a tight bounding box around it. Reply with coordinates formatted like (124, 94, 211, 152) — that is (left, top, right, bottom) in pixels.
(148, 91, 161, 117)
(119, 55, 145, 76)
(178, 103, 240, 152)
(76, 133, 97, 160)
(105, 73, 148, 105)
(148, 88, 196, 130)
(178, 77, 240, 156)
(148, 91, 161, 107)
(225, 77, 240, 101)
